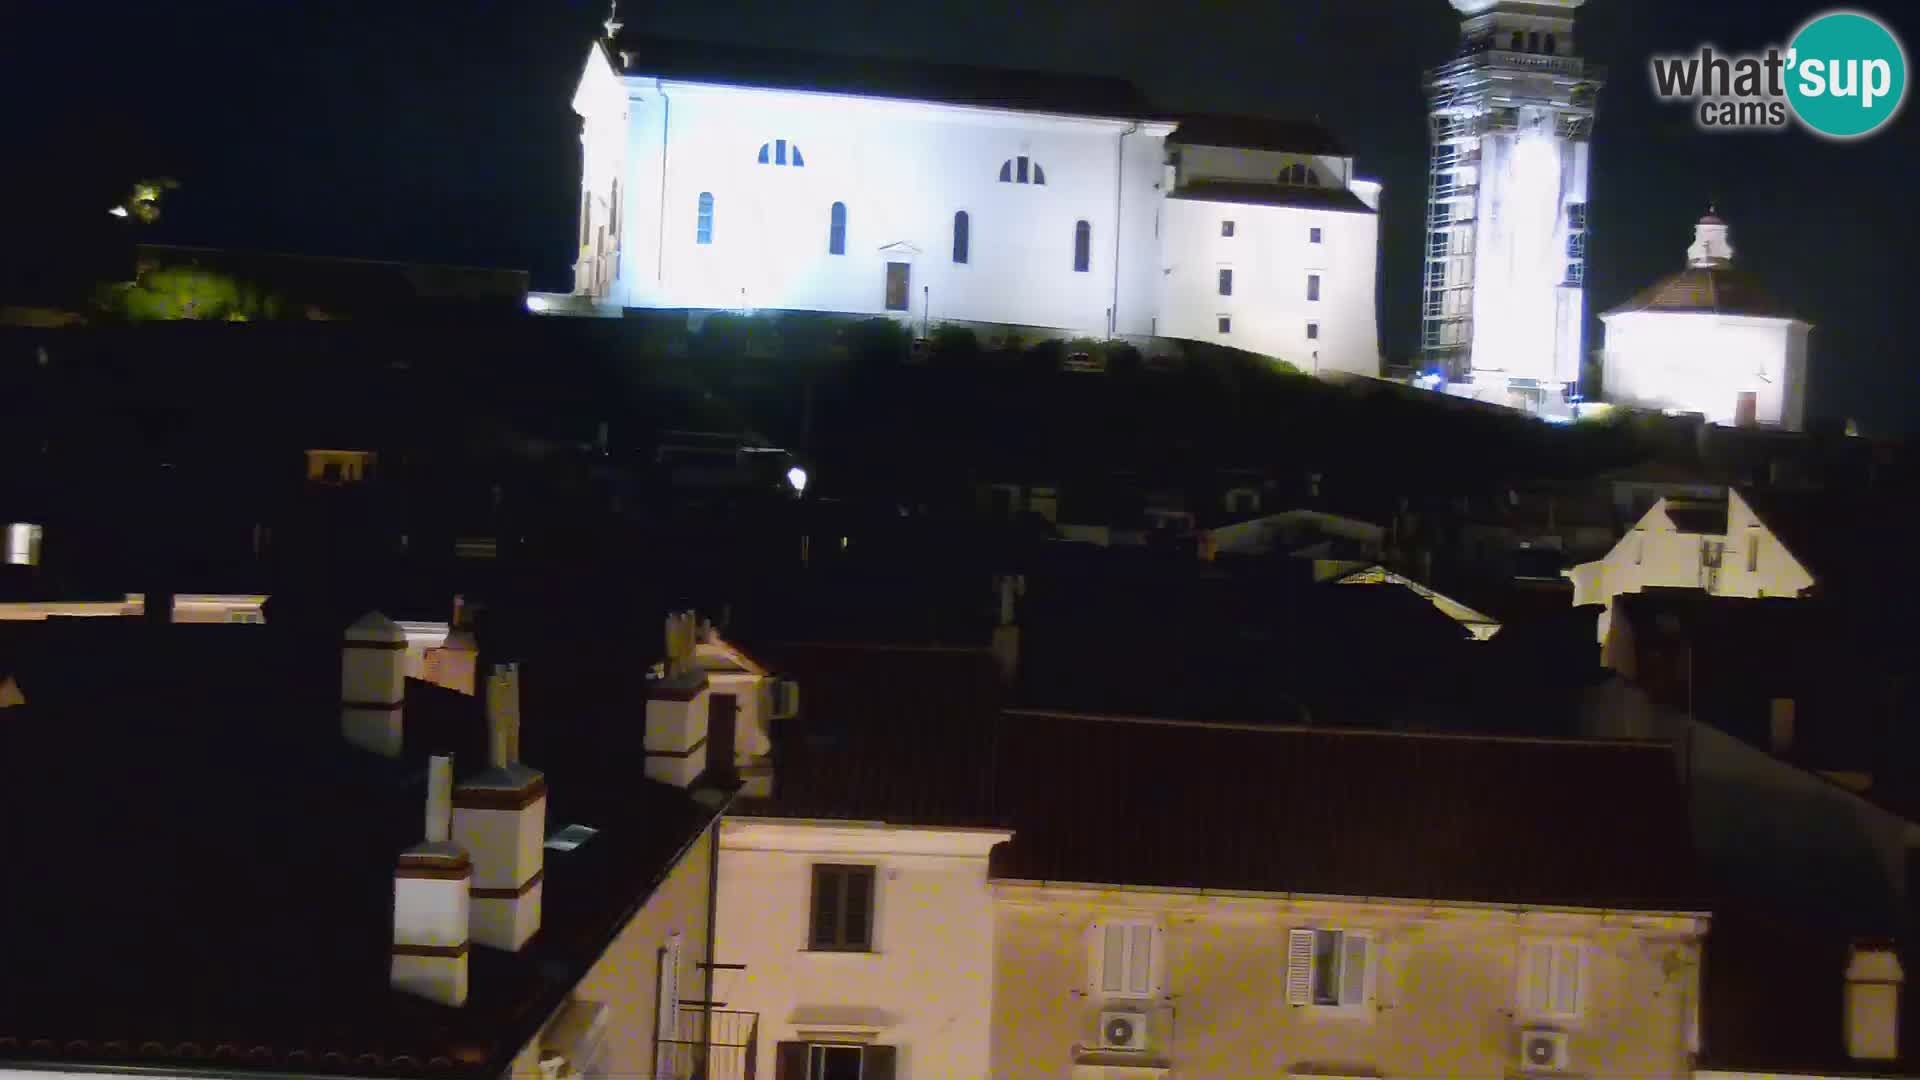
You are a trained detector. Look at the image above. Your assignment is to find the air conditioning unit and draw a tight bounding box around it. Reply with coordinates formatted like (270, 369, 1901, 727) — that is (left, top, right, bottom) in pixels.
(1097, 1010, 1150, 1052)
(770, 680, 801, 720)
(1519, 1028, 1570, 1072)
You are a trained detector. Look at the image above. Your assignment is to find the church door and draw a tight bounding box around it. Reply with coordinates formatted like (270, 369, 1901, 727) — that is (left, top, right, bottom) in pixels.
(885, 262, 910, 311)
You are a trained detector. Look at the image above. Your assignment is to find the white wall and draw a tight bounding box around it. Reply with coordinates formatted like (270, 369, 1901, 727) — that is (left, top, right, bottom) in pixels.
(605, 77, 1167, 337)
(1601, 312, 1810, 431)
(1567, 491, 1816, 645)
(714, 820, 1008, 1078)
(1160, 197, 1379, 375)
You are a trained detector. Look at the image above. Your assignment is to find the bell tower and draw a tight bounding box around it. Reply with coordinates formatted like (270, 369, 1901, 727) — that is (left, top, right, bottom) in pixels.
(1421, 0, 1604, 412)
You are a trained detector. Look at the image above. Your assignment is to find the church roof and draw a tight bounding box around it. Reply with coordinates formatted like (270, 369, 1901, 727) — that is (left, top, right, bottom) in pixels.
(1168, 114, 1347, 156)
(1602, 267, 1802, 321)
(606, 33, 1158, 119)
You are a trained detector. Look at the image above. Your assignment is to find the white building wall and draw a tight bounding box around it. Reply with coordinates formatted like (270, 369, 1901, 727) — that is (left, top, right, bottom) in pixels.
(1601, 312, 1810, 431)
(714, 820, 1008, 1078)
(1567, 491, 1817, 645)
(604, 77, 1167, 336)
(1160, 197, 1378, 375)
(1467, 120, 1588, 386)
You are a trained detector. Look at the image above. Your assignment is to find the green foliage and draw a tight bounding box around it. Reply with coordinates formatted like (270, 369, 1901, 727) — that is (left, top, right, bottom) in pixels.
(1026, 338, 1066, 366)
(94, 265, 284, 322)
(846, 317, 910, 362)
(930, 322, 980, 358)
(1106, 340, 1142, 375)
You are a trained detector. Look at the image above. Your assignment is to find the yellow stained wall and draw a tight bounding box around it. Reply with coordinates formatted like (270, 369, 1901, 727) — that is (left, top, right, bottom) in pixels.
(993, 888, 1703, 1080)
(510, 824, 717, 1080)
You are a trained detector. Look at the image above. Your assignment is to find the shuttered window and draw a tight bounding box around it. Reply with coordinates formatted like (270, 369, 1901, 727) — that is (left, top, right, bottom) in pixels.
(808, 864, 876, 951)
(1518, 941, 1586, 1018)
(1090, 920, 1159, 997)
(1286, 927, 1372, 1008)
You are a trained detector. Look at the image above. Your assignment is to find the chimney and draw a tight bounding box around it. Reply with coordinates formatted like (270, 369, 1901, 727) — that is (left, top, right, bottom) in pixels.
(431, 595, 479, 695)
(645, 611, 711, 787)
(1846, 941, 1904, 1062)
(990, 574, 1024, 687)
(453, 663, 546, 951)
(392, 755, 470, 1006)
(343, 611, 408, 757)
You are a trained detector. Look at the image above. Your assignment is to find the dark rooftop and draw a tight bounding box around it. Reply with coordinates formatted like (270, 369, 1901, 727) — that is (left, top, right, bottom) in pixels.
(1603, 266, 1802, 320)
(741, 645, 1701, 911)
(0, 617, 721, 1077)
(1168, 114, 1347, 156)
(1168, 180, 1376, 215)
(607, 34, 1158, 119)
(1664, 498, 1729, 535)
(1739, 486, 1920, 602)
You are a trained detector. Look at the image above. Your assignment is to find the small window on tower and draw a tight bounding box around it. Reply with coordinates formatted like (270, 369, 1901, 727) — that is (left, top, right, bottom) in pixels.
(1568, 203, 1589, 230)
(1218, 268, 1233, 296)
(1307, 274, 1322, 302)
(1307, 321, 1320, 340)
(1221, 220, 1236, 237)
(1568, 233, 1587, 259)
(1311, 226, 1324, 244)
(1217, 315, 1232, 334)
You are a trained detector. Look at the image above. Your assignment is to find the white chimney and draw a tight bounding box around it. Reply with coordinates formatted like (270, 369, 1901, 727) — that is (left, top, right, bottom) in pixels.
(1846, 941, 1904, 1061)
(392, 755, 470, 1006)
(453, 664, 546, 951)
(646, 611, 711, 787)
(343, 611, 408, 757)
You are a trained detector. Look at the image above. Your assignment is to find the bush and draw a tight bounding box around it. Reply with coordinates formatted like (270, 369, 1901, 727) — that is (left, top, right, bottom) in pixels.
(1106, 340, 1142, 375)
(847, 317, 911, 366)
(931, 323, 980, 357)
(692, 312, 752, 360)
(1027, 338, 1067, 367)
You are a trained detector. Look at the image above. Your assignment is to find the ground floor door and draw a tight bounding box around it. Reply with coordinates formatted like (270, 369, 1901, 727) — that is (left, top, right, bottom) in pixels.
(884, 261, 909, 311)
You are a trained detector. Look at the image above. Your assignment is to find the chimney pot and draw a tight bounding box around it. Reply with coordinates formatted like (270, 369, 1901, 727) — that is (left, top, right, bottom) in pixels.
(486, 663, 522, 768)
(343, 611, 408, 757)
(425, 755, 454, 844)
(1846, 941, 1904, 1061)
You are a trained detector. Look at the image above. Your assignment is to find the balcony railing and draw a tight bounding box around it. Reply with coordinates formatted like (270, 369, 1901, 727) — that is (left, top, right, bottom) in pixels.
(656, 1007, 758, 1080)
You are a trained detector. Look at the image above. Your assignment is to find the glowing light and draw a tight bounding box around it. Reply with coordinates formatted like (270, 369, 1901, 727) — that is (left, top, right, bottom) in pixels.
(526, 295, 549, 313)
(5, 523, 42, 566)
(786, 466, 809, 495)
(1471, 131, 1567, 380)
(108, 205, 129, 218)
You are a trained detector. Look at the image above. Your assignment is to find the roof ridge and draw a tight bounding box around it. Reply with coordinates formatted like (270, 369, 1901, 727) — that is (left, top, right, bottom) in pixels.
(1001, 708, 1671, 749)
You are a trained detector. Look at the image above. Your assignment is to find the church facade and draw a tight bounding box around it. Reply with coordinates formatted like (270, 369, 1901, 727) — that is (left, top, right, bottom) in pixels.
(571, 32, 1382, 376)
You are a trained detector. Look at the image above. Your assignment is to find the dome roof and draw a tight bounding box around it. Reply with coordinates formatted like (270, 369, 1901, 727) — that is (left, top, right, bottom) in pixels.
(1602, 267, 1802, 321)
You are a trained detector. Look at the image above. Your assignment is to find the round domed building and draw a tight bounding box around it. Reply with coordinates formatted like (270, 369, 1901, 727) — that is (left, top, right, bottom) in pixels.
(1599, 211, 1810, 430)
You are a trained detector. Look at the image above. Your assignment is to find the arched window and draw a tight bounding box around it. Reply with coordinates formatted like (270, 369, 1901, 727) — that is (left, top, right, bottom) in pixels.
(1510, 30, 1524, 51)
(1073, 220, 1091, 273)
(1544, 33, 1557, 55)
(696, 192, 714, 245)
(828, 202, 847, 255)
(953, 211, 970, 264)
(609, 180, 620, 237)
(757, 139, 805, 167)
(1279, 163, 1320, 186)
(999, 156, 1046, 185)
(1529, 31, 1542, 52)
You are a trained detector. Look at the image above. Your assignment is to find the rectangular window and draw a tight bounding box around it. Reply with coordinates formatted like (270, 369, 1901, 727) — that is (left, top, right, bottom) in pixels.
(1307, 321, 1320, 340)
(1428, 231, 1448, 257)
(1566, 263, 1585, 286)
(775, 138, 788, 166)
(1568, 233, 1587, 259)
(1518, 942, 1587, 1018)
(1427, 260, 1446, 289)
(1569, 202, 1589, 230)
(1221, 220, 1236, 237)
(1747, 530, 1761, 571)
(1310, 226, 1324, 244)
(1218, 268, 1233, 296)
(1287, 928, 1371, 1008)
(1217, 315, 1231, 334)
(774, 1042, 898, 1080)
(808, 864, 876, 951)
(1307, 274, 1321, 302)
(1017, 155, 1030, 183)
(1093, 920, 1158, 997)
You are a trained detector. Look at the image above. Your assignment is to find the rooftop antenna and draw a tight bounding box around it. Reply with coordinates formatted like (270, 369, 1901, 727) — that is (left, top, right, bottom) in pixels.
(603, 0, 623, 39)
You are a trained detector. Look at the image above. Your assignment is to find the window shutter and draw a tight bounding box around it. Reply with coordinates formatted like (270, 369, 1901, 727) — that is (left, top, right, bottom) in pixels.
(1518, 942, 1551, 1013)
(843, 867, 872, 948)
(773, 1042, 806, 1080)
(1338, 934, 1369, 1007)
(1128, 923, 1154, 995)
(1551, 944, 1582, 1016)
(1286, 929, 1316, 1005)
(1101, 924, 1127, 994)
(810, 867, 840, 948)
(863, 1044, 898, 1080)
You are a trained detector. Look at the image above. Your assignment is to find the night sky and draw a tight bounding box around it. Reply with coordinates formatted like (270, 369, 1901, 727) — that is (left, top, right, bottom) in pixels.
(7, 0, 1914, 432)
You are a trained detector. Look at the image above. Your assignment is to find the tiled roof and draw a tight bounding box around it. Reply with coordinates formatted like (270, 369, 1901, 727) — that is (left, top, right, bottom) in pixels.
(742, 645, 1701, 910)
(1602, 267, 1801, 320)
(607, 34, 1158, 120)
(1168, 114, 1347, 155)
(1168, 180, 1375, 214)
(0, 617, 721, 1077)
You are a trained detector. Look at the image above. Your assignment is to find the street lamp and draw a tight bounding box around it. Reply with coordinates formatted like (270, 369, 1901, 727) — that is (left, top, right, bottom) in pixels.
(786, 466, 808, 495)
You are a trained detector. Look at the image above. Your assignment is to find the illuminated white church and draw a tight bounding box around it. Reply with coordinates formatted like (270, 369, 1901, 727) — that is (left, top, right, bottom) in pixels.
(1600, 212, 1810, 430)
(569, 20, 1383, 376)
